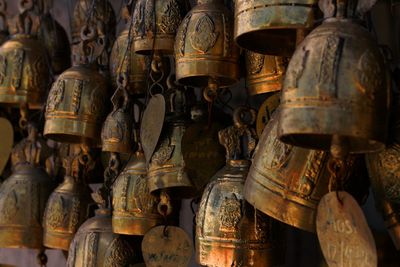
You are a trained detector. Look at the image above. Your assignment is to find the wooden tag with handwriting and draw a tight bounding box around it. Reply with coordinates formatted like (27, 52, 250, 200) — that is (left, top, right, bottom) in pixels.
(0, 118, 13, 175)
(141, 94, 165, 164)
(316, 191, 377, 267)
(142, 226, 193, 267)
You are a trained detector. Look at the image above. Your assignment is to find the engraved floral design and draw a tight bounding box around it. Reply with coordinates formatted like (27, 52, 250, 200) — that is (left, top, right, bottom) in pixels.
(246, 51, 264, 75)
(190, 14, 218, 53)
(219, 194, 242, 232)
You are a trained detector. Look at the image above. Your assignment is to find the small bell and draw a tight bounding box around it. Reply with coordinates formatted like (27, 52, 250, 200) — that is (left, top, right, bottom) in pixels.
(245, 51, 286, 95)
(110, 25, 147, 95)
(132, 0, 186, 55)
(278, 0, 389, 155)
(196, 107, 285, 267)
(44, 25, 110, 146)
(0, 4, 51, 109)
(175, 0, 240, 89)
(101, 74, 134, 154)
(43, 145, 94, 251)
(0, 123, 55, 248)
(245, 111, 364, 232)
(112, 150, 162, 235)
(234, 0, 318, 56)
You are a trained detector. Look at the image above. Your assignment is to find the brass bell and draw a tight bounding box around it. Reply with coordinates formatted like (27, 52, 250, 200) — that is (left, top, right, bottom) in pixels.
(101, 75, 133, 154)
(112, 150, 162, 235)
(175, 0, 240, 88)
(278, 0, 389, 155)
(0, 7, 51, 109)
(110, 24, 147, 95)
(196, 107, 284, 267)
(245, 111, 363, 232)
(67, 208, 136, 266)
(245, 51, 286, 95)
(132, 0, 186, 55)
(43, 145, 94, 251)
(234, 0, 318, 56)
(0, 124, 55, 248)
(44, 25, 110, 146)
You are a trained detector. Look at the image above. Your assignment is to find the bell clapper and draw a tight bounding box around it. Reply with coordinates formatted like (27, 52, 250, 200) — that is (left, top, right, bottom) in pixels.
(36, 248, 48, 267)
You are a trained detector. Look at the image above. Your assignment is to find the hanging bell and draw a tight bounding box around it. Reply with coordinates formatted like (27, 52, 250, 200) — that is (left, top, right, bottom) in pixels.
(112, 150, 162, 235)
(67, 208, 137, 266)
(234, 0, 318, 56)
(44, 25, 110, 146)
(0, 6, 51, 109)
(245, 111, 364, 232)
(110, 25, 148, 95)
(147, 79, 195, 197)
(101, 74, 134, 154)
(245, 51, 286, 95)
(0, 124, 55, 248)
(196, 107, 285, 267)
(132, 0, 186, 55)
(175, 0, 240, 88)
(43, 145, 94, 251)
(278, 0, 389, 155)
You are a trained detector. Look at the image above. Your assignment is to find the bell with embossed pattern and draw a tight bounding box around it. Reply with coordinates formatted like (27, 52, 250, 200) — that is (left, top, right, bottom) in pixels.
(43, 144, 94, 251)
(234, 0, 318, 56)
(245, 51, 286, 95)
(175, 0, 239, 90)
(278, 0, 389, 155)
(44, 25, 110, 146)
(245, 111, 367, 232)
(0, 124, 55, 248)
(196, 107, 285, 267)
(112, 150, 162, 235)
(132, 0, 186, 55)
(0, 4, 51, 109)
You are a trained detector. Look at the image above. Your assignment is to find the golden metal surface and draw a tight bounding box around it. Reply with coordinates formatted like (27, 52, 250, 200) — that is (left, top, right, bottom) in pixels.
(278, 1, 388, 153)
(132, 0, 186, 55)
(112, 151, 162, 235)
(142, 226, 193, 267)
(234, 0, 317, 56)
(245, 51, 286, 95)
(110, 26, 147, 95)
(67, 208, 136, 267)
(380, 200, 400, 250)
(255, 92, 280, 137)
(316, 191, 377, 267)
(175, 0, 240, 88)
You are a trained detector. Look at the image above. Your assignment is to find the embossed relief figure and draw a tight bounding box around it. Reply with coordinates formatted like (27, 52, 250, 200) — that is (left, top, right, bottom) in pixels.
(196, 107, 285, 267)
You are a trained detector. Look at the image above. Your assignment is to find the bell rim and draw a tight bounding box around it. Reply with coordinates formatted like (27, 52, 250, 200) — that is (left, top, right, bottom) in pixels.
(112, 216, 162, 236)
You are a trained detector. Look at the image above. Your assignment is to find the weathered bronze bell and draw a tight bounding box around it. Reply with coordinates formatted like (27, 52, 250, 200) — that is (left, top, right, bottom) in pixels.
(0, 124, 55, 248)
(196, 107, 284, 267)
(67, 208, 136, 266)
(101, 76, 133, 154)
(0, 8, 51, 109)
(234, 0, 318, 56)
(110, 25, 147, 95)
(278, 0, 388, 154)
(43, 145, 94, 251)
(44, 26, 110, 146)
(112, 151, 162, 235)
(175, 0, 240, 88)
(132, 0, 186, 55)
(245, 51, 286, 95)
(245, 111, 362, 232)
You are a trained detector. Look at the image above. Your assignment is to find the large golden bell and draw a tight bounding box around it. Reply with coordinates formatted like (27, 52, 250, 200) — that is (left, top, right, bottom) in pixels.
(132, 0, 186, 55)
(0, 125, 55, 248)
(245, 111, 362, 232)
(110, 26, 147, 95)
(112, 151, 162, 235)
(0, 11, 51, 109)
(245, 51, 286, 95)
(278, 1, 389, 154)
(196, 112, 284, 267)
(234, 0, 318, 56)
(44, 64, 109, 145)
(67, 208, 136, 267)
(175, 0, 240, 88)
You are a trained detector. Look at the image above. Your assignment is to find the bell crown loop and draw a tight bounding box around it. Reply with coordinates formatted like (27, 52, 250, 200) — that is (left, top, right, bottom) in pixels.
(319, 0, 378, 19)
(73, 24, 106, 66)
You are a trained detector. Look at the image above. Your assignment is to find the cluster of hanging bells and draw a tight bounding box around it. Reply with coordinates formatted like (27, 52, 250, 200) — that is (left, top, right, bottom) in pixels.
(0, 0, 397, 266)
